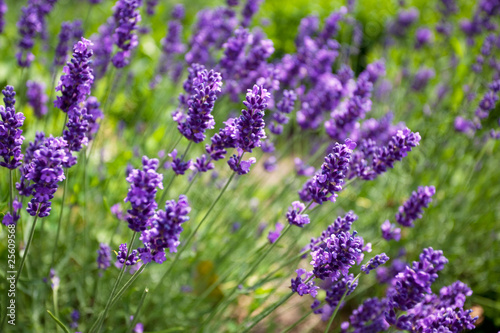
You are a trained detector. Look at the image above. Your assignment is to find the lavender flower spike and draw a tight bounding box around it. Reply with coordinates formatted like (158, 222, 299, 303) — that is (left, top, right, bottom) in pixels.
(0, 1, 6, 34)
(26, 136, 69, 217)
(97, 243, 112, 271)
(396, 186, 436, 227)
(286, 201, 310, 227)
(124, 156, 163, 232)
(54, 38, 94, 113)
(26, 81, 48, 118)
(111, 0, 142, 68)
(16, 4, 40, 67)
(1, 86, 25, 170)
(361, 253, 390, 274)
(139, 195, 191, 264)
(116, 243, 139, 266)
(54, 22, 74, 67)
(299, 139, 356, 205)
(177, 68, 223, 143)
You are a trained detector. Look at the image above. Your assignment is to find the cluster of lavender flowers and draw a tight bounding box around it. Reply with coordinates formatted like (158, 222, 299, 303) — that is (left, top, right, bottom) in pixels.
(119, 156, 193, 266)
(111, 0, 142, 68)
(139, 195, 191, 264)
(291, 210, 385, 320)
(124, 156, 163, 232)
(0, 86, 25, 170)
(53, 20, 84, 67)
(175, 65, 223, 143)
(296, 139, 356, 208)
(16, 0, 57, 67)
(348, 127, 421, 181)
(26, 81, 48, 118)
(151, 4, 186, 86)
(23, 136, 70, 217)
(204, 84, 270, 175)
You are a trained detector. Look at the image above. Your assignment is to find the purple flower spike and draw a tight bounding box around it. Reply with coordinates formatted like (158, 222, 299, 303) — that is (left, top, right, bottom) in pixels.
(63, 106, 91, 153)
(16, 4, 41, 67)
(26, 136, 69, 218)
(139, 195, 191, 264)
(111, 0, 142, 68)
(267, 222, 284, 243)
(177, 67, 223, 143)
(386, 248, 448, 318)
(117, 243, 138, 266)
(233, 85, 270, 153)
(54, 38, 94, 113)
(0, 1, 6, 34)
(26, 81, 48, 118)
(84, 97, 104, 140)
(414, 27, 433, 49)
(54, 22, 75, 67)
(241, 0, 263, 28)
(299, 140, 356, 205)
(309, 211, 358, 253)
(396, 186, 436, 227)
(381, 220, 401, 241)
(361, 253, 390, 274)
(1, 86, 25, 170)
(124, 156, 164, 232)
(97, 243, 112, 271)
(286, 201, 310, 227)
(168, 149, 192, 175)
(291, 268, 318, 297)
(310, 230, 364, 282)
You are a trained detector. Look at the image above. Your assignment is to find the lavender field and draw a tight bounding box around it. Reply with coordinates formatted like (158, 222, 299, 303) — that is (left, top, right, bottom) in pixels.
(0, 0, 499, 332)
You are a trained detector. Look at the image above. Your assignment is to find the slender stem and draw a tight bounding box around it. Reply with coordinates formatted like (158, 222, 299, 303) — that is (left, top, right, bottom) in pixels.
(324, 273, 361, 333)
(241, 292, 294, 333)
(128, 288, 149, 332)
(15, 212, 40, 286)
(159, 134, 183, 170)
(9, 170, 13, 217)
(159, 140, 193, 203)
(153, 172, 236, 293)
(93, 231, 137, 333)
(60, 113, 68, 136)
(184, 171, 199, 194)
(50, 169, 69, 270)
(53, 287, 60, 329)
(203, 225, 292, 328)
(280, 308, 314, 333)
(88, 263, 148, 333)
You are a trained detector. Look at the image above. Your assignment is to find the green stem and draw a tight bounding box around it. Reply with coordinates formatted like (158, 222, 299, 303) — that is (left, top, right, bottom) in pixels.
(88, 263, 148, 333)
(9, 170, 13, 217)
(203, 225, 292, 329)
(153, 172, 236, 293)
(324, 273, 361, 333)
(128, 288, 149, 332)
(53, 287, 60, 330)
(93, 231, 137, 333)
(241, 292, 294, 333)
(159, 140, 193, 203)
(50, 169, 69, 271)
(280, 308, 314, 333)
(15, 212, 40, 286)
(47, 310, 70, 333)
